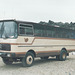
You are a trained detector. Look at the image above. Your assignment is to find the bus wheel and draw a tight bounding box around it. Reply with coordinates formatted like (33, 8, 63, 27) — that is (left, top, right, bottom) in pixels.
(2, 58, 13, 65)
(41, 56, 49, 60)
(22, 52, 34, 67)
(59, 50, 67, 61)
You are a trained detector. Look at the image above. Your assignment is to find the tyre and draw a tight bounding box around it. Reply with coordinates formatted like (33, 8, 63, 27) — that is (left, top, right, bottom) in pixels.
(41, 56, 49, 60)
(59, 50, 67, 61)
(2, 58, 13, 65)
(22, 52, 34, 67)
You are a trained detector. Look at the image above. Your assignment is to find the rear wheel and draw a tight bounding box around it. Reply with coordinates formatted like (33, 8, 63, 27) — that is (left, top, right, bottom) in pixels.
(2, 58, 13, 65)
(59, 50, 67, 61)
(22, 52, 34, 67)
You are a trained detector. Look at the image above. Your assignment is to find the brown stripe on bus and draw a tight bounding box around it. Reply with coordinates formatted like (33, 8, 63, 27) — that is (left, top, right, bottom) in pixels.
(67, 49, 75, 52)
(36, 50, 60, 54)
(35, 37, 75, 40)
(0, 37, 75, 45)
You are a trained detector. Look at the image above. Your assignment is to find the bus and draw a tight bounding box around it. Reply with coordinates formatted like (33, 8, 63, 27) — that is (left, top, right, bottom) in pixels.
(0, 19, 75, 67)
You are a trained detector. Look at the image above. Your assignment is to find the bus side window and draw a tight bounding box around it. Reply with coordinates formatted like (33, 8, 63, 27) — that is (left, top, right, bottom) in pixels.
(25, 27, 33, 35)
(73, 32, 75, 39)
(47, 30, 52, 37)
(20, 27, 25, 34)
(70, 32, 74, 39)
(34, 25, 45, 37)
(19, 24, 33, 36)
(46, 26, 52, 37)
(34, 29, 42, 36)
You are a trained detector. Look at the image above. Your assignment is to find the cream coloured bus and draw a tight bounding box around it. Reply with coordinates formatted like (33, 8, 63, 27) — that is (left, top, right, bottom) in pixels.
(0, 19, 75, 67)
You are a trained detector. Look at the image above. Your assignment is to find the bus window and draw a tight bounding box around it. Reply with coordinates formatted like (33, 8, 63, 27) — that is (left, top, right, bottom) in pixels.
(47, 30, 52, 37)
(34, 29, 42, 36)
(2, 21, 17, 38)
(46, 26, 56, 38)
(19, 24, 33, 36)
(34, 25, 45, 37)
(25, 27, 33, 35)
(20, 27, 25, 34)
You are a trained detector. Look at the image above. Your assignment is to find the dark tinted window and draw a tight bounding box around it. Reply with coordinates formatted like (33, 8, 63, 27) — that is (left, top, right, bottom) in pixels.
(19, 24, 33, 36)
(46, 26, 75, 39)
(34, 24, 45, 37)
(46, 26, 56, 37)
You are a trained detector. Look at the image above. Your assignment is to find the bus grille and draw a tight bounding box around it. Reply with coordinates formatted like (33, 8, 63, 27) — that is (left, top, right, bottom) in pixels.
(0, 44, 11, 51)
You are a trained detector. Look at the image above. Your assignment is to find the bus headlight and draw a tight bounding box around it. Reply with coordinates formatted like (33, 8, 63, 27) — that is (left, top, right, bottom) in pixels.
(7, 54, 11, 57)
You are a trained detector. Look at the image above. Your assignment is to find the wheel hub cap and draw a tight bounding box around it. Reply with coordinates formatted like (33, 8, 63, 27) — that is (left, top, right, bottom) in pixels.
(26, 55, 33, 65)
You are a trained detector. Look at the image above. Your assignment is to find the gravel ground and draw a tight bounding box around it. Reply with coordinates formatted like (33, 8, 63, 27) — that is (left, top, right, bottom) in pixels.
(0, 54, 75, 75)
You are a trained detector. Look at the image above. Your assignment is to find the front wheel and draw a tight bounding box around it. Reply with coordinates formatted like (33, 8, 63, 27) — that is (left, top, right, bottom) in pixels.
(22, 52, 34, 67)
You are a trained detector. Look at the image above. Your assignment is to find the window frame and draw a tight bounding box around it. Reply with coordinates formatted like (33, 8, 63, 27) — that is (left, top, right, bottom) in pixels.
(19, 23, 34, 36)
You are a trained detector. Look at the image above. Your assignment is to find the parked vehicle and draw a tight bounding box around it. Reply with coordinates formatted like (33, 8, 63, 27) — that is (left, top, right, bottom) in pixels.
(0, 19, 75, 67)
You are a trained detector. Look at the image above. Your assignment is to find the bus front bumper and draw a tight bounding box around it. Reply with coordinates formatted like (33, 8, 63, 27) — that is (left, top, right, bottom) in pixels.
(0, 52, 26, 58)
(0, 52, 15, 57)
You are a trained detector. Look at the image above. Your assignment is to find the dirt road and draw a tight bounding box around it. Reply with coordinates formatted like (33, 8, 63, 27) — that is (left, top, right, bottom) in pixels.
(0, 54, 75, 75)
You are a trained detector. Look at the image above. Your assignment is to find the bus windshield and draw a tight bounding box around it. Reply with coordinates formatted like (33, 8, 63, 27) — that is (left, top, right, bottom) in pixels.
(0, 21, 17, 39)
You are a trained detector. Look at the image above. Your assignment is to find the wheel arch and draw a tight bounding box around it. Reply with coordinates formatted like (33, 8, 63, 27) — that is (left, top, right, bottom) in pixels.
(27, 50, 36, 57)
(61, 48, 67, 52)
(61, 48, 69, 56)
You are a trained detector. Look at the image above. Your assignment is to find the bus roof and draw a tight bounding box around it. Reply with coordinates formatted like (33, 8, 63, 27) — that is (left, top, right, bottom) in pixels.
(0, 19, 74, 31)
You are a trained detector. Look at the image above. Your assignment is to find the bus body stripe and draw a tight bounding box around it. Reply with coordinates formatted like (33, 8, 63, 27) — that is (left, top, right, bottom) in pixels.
(0, 37, 75, 45)
(0, 49, 74, 54)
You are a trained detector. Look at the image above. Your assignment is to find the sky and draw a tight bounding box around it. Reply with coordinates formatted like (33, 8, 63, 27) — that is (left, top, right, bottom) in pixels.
(0, 0, 75, 23)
